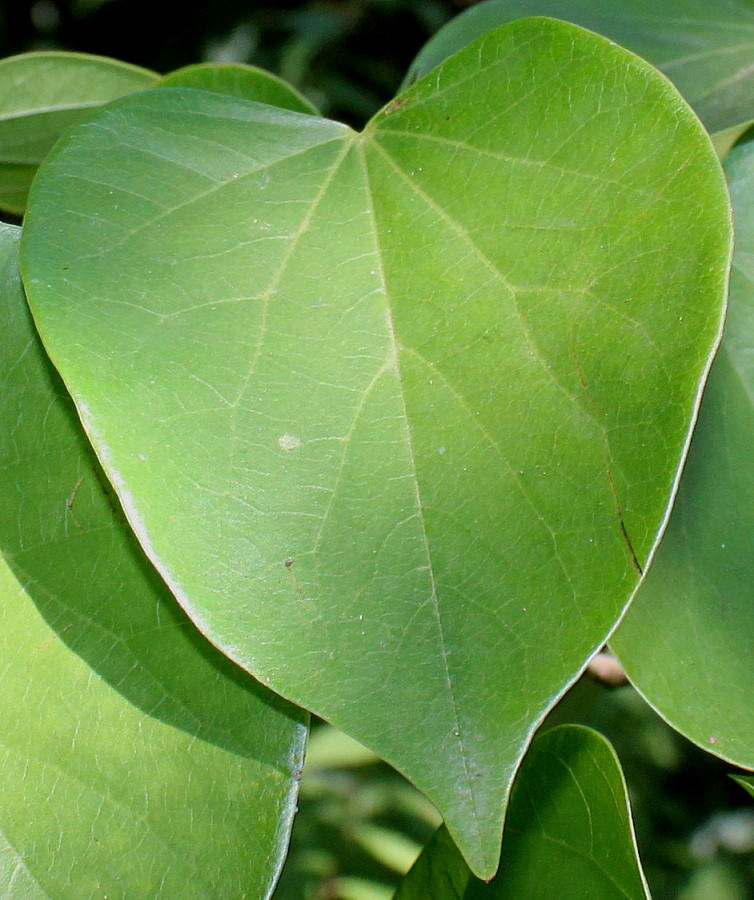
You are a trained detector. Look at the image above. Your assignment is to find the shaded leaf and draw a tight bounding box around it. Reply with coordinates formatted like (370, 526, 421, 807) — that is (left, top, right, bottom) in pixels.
(613, 136, 754, 769)
(404, 0, 754, 153)
(161, 63, 318, 114)
(20, 19, 731, 877)
(0, 222, 306, 897)
(0, 52, 157, 214)
(394, 725, 650, 898)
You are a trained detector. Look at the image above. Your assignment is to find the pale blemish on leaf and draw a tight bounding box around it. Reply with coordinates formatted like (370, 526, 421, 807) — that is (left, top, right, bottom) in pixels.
(278, 433, 302, 451)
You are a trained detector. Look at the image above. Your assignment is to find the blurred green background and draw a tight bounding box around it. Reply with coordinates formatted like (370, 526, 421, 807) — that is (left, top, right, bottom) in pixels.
(2, 2, 754, 897)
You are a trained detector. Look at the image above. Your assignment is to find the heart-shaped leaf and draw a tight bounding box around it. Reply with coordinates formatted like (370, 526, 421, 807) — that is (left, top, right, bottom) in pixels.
(404, 0, 754, 157)
(161, 63, 318, 114)
(394, 725, 649, 899)
(0, 52, 157, 214)
(612, 137, 754, 768)
(0, 221, 306, 897)
(20, 18, 731, 877)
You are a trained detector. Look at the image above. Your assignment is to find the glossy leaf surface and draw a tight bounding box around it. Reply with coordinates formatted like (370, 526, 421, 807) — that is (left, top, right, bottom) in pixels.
(21, 19, 731, 877)
(0, 52, 156, 214)
(161, 63, 317, 114)
(613, 138, 754, 769)
(395, 726, 649, 898)
(404, 0, 754, 153)
(0, 222, 306, 898)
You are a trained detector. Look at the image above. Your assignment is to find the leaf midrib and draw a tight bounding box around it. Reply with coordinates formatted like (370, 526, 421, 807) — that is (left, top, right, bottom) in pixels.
(355, 135, 486, 857)
(0, 100, 109, 124)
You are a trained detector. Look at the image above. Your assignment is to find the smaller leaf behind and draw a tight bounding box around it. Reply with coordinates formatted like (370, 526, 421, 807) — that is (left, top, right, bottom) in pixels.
(613, 137, 754, 771)
(0, 52, 315, 216)
(394, 725, 650, 898)
(161, 63, 318, 114)
(0, 52, 157, 214)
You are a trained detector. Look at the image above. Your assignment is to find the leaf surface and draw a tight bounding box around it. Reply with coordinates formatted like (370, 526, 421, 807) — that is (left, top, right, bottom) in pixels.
(0, 52, 157, 214)
(161, 63, 318, 114)
(0, 222, 306, 897)
(394, 725, 650, 898)
(405, 0, 754, 154)
(613, 137, 754, 769)
(0, 54, 313, 216)
(20, 19, 731, 877)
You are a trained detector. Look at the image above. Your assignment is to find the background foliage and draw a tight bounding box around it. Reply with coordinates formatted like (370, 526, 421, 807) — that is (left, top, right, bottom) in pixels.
(3, 2, 754, 898)
(0, 0, 468, 127)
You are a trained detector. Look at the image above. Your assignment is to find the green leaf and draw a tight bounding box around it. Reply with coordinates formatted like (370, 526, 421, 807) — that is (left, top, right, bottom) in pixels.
(161, 63, 318, 115)
(732, 775, 754, 800)
(0, 221, 306, 897)
(612, 137, 754, 770)
(0, 52, 157, 215)
(20, 18, 731, 877)
(394, 725, 650, 899)
(0, 52, 317, 217)
(404, 0, 754, 153)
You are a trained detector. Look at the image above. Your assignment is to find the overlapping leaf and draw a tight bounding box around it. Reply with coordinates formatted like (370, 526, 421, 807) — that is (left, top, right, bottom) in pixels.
(404, 0, 754, 156)
(613, 138, 754, 769)
(20, 19, 731, 876)
(0, 222, 306, 897)
(395, 726, 649, 898)
(0, 54, 316, 216)
(0, 52, 157, 214)
(161, 63, 318, 114)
